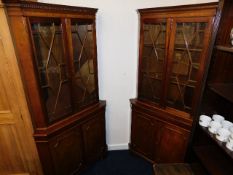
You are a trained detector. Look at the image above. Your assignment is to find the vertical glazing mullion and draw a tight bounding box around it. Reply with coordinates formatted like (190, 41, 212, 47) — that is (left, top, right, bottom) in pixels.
(62, 18, 75, 113)
(92, 18, 99, 101)
(161, 17, 174, 108)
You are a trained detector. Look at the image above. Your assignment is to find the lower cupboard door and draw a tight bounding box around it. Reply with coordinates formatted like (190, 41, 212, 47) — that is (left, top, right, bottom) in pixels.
(49, 126, 83, 175)
(156, 123, 190, 163)
(131, 111, 157, 160)
(82, 114, 106, 164)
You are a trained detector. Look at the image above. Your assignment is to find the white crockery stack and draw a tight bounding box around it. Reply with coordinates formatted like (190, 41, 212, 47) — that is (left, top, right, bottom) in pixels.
(198, 114, 233, 151)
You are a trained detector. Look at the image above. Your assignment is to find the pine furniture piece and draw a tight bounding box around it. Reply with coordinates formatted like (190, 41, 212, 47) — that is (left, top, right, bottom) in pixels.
(0, 0, 42, 174)
(0, 0, 42, 175)
(130, 2, 219, 163)
(3, 1, 106, 175)
(192, 0, 233, 174)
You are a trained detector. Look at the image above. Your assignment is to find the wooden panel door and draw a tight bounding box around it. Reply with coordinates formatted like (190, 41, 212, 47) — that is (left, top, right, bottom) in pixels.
(166, 17, 214, 115)
(131, 111, 159, 160)
(28, 17, 73, 123)
(49, 125, 83, 175)
(0, 2, 42, 174)
(82, 113, 106, 164)
(70, 19, 99, 111)
(138, 19, 169, 105)
(156, 123, 190, 163)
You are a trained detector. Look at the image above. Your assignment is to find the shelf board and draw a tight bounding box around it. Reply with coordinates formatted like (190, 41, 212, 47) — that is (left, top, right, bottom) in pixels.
(216, 45, 233, 53)
(143, 44, 203, 52)
(194, 146, 233, 175)
(200, 126, 233, 159)
(208, 83, 233, 103)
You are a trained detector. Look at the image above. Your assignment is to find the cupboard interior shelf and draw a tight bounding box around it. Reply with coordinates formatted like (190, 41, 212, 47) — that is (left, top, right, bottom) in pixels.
(208, 83, 233, 103)
(194, 146, 233, 175)
(200, 126, 233, 159)
(216, 45, 233, 53)
(144, 44, 203, 52)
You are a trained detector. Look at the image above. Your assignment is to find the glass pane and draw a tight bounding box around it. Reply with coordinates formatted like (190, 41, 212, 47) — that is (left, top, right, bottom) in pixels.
(167, 22, 207, 113)
(139, 22, 166, 103)
(71, 20, 98, 111)
(31, 19, 72, 122)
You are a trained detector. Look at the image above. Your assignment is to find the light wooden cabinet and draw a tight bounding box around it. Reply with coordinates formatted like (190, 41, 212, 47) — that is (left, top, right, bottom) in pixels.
(192, 0, 233, 174)
(0, 0, 42, 174)
(130, 2, 218, 163)
(3, 1, 106, 174)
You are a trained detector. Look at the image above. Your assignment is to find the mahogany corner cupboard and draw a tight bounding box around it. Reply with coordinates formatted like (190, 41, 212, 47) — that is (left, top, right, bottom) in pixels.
(130, 2, 219, 163)
(3, 1, 106, 175)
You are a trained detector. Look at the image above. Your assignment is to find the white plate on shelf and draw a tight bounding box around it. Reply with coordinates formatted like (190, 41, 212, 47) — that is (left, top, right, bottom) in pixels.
(199, 121, 209, 127)
(199, 115, 212, 127)
(208, 127, 217, 134)
(216, 134, 227, 142)
(226, 143, 233, 151)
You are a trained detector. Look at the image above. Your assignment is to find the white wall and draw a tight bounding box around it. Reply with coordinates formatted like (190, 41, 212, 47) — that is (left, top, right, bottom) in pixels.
(40, 0, 217, 150)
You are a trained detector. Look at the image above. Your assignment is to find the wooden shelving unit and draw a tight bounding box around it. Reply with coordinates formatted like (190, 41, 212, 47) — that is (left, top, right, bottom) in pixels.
(194, 146, 233, 175)
(208, 83, 233, 103)
(192, 0, 233, 174)
(200, 126, 233, 159)
(216, 45, 233, 53)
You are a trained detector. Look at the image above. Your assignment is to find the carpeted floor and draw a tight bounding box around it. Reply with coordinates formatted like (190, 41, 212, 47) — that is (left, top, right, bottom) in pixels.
(80, 150, 154, 175)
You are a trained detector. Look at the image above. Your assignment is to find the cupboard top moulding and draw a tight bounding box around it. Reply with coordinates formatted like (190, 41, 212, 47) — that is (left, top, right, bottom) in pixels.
(138, 2, 218, 18)
(136, 2, 219, 120)
(3, 0, 102, 134)
(3, 0, 97, 18)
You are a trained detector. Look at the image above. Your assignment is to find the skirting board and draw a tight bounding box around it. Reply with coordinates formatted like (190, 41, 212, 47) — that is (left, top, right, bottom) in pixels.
(108, 143, 129, 150)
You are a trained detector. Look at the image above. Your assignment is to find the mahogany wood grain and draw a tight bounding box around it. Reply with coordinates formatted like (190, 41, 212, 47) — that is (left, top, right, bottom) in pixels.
(130, 99, 191, 163)
(191, 0, 233, 174)
(130, 111, 158, 160)
(194, 146, 233, 175)
(4, 1, 106, 174)
(131, 2, 218, 164)
(82, 113, 106, 164)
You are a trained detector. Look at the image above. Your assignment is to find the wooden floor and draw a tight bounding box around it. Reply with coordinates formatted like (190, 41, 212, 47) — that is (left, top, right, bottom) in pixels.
(153, 164, 194, 175)
(153, 163, 207, 175)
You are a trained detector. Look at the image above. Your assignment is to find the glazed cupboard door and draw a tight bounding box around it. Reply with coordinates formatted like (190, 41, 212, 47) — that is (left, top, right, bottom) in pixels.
(138, 17, 214, 114)
(70, 19, 98, 112)
(138, 19, 169, 104)
(166, 18, 214, 115)
(29, 17, 72, 123)
(28, 17, 100, 124)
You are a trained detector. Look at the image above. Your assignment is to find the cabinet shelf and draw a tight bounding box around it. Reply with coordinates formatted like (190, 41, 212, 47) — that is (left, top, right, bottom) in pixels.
(216, 45, 233, 53)
(142, 73, 197, 88)
(208, 83, 233, 103)
(144, 44, 203, 52)
(194, 146, 233, 175)
(200, 126, 233, 159)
